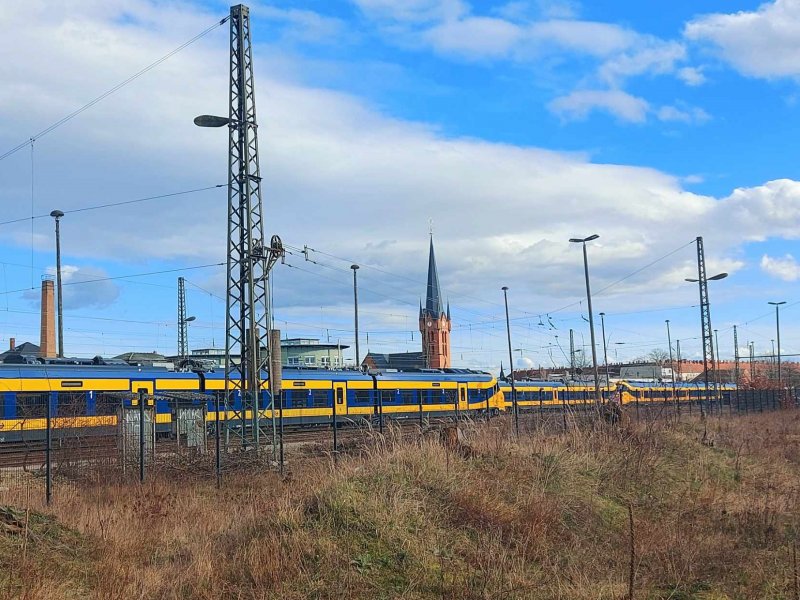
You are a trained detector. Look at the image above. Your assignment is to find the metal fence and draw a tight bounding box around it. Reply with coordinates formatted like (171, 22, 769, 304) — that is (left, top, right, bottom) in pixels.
(1, 387, 797, 505)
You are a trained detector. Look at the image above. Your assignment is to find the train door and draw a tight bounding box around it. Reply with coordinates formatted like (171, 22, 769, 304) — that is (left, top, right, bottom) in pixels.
(457, 384, 468, 413)
(333, 382, 347, 417)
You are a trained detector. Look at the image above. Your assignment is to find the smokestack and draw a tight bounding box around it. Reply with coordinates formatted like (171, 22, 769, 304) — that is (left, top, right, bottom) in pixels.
(9, 337, 15, 351)
(40, 279, 56, 358)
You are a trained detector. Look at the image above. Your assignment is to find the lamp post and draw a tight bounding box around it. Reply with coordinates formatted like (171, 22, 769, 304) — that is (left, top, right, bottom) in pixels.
(599, 312, 610, 389)
(502, 286, 518, 436)
(768, 301, 786, 393)
(50, 210, 65, 358)
(685, 270, 727, 416)
(351, 265, 360, 369)
(569, 234, 601, 405)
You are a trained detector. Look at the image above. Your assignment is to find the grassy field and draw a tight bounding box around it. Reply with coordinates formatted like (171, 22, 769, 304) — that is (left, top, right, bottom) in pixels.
(1, 410, 800, 599)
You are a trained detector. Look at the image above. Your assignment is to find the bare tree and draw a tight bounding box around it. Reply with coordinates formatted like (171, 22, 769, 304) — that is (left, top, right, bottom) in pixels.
(646, 348, 670, 365)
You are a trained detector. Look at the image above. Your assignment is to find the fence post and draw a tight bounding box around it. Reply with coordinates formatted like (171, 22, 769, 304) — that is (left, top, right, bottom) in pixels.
(139, 388, 145, 483)
(332, 388, 338, 457)
(378, 389, 385, 434)
(278, 391, 285, 476)
(45, 392, 52, 505)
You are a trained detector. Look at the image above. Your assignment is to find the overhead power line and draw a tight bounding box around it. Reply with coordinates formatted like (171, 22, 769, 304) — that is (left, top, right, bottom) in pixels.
(0, 262, 225, 296)
(0, 15, 229, 162)
(0, 184, 226, 227)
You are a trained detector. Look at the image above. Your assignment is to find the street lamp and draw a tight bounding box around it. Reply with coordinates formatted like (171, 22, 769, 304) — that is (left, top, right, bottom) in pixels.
(569, 234, 601, 405)
(50, 210, 65, 358)
(351, 265, 360, 369)
(502, 286, 519, 436)
(685, 271, 727, 415)
(768, 301, 786, 393)
(599, 312, 610, 388)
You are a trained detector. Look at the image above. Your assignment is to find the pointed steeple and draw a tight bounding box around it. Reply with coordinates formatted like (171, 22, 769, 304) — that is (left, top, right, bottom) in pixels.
(425, 235, 443, 318)
(419, 300, 423, 320)
(499, 361, 506, 381)
(446, 300, 450, 321)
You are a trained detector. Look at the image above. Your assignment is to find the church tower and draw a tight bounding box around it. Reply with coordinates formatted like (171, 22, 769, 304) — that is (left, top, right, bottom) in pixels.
(419, 236, 452, 368)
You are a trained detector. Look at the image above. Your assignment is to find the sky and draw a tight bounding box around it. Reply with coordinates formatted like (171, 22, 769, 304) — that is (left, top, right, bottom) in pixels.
(1, 0, 800, 372)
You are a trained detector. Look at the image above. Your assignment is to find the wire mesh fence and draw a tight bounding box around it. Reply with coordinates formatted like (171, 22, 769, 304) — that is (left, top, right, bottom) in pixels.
(1, 386, 797, 505)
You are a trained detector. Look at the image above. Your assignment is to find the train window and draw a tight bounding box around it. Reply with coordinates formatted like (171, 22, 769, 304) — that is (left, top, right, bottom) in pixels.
(336, 388, 344, 405)
(443, 389, 457, 404)
(351, 390, 371, 406)
(57, 392, 88, 418)
(311, 390, 329, 408)
(95, 393, 121, 416)
(399, 390, 416, 405)
(16, 393, 48, 419)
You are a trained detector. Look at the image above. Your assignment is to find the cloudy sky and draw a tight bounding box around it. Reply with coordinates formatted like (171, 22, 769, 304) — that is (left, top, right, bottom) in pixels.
(1, 0, 800, 371)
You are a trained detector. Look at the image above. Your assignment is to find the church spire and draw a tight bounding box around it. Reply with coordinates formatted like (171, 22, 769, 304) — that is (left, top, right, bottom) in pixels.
(425, 235, 443, 318)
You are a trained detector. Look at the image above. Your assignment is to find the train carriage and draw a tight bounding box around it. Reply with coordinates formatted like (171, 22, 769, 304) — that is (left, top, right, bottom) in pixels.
(0, 364, 502, 442)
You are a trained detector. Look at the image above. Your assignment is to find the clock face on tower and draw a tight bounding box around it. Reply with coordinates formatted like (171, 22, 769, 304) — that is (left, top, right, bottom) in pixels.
(426, 320, 432, 327)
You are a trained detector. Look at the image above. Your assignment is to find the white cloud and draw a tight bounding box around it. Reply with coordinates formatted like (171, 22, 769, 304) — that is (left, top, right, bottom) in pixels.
(23, 266, 121, 310)
(657, 104, 710, 124)
(2, 0, 800, 364)
(424, 16, 523, 58)
(598, 39, 686, 85)
(352, 0, 466, 23)
(677, 66, 706, 86)
(549, 89, 649, 122)
(761, 254, 800, 281)
(685, 0, 800, 78)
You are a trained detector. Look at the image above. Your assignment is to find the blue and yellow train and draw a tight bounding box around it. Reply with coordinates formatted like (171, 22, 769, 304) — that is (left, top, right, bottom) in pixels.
(0, 364, 503, 442)
(498, 379, 737, 409)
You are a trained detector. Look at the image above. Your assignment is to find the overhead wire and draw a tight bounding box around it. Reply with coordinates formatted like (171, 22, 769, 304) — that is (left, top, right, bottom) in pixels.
(0, 15, 229, 162)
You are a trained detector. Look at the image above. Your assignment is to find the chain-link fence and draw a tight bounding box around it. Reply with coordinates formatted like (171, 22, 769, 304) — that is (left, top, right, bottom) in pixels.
(1, 386, 798, 504)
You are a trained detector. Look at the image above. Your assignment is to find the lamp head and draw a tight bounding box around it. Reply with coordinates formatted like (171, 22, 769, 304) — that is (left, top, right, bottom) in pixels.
(708, 272, 728, 281)
(193, 114, 231, 128)
(768, 301, 786, 306)
(185, 316, 196, 323)
(502, 286, 509, 291)
(350, 264, 359, 271)
(50, 210, 64, 219)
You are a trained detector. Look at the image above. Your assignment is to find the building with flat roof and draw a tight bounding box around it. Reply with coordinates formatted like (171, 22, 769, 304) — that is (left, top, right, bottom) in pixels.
(186, 338, 349, 369)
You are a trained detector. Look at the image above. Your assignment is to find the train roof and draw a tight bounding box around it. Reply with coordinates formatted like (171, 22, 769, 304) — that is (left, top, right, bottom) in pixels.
(0, 364, 494, 383)
(498, 380, 566, 388)
(620, 379, 736, 389)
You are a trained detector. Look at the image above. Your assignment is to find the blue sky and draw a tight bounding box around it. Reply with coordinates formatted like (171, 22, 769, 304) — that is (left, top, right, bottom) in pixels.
(1, 0, 800, 371)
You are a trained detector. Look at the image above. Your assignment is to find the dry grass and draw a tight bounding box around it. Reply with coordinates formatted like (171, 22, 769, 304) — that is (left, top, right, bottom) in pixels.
(1, 410, 800, 599)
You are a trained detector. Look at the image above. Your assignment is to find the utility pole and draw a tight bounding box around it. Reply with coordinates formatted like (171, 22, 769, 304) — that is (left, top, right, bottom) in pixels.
(351, 265, 360, 368)
(502, 287, 518, 436)
(685, 236, 727, 417)
(50, 210, 65, 358)
(194, 5, 285, 455)
(666, 320, 677, 403)
(599, 312, 610, 388)
(569, 328, 575, 378)
(749, 342, 755, 382)
(676, 339, 682, 381)
(733, 325, 739, 387)
(769, 301, 786, 394)
(178, 277, 188, 359)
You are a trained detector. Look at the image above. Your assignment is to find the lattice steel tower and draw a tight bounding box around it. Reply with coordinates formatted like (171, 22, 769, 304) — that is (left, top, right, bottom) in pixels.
(178, 276, 188, 359)
(224, 4, 269, 444)
(695, 236, 716, 416)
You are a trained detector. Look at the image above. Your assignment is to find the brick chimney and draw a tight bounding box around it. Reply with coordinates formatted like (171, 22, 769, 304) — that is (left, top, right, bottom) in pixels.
(40, 279, 56, 358)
